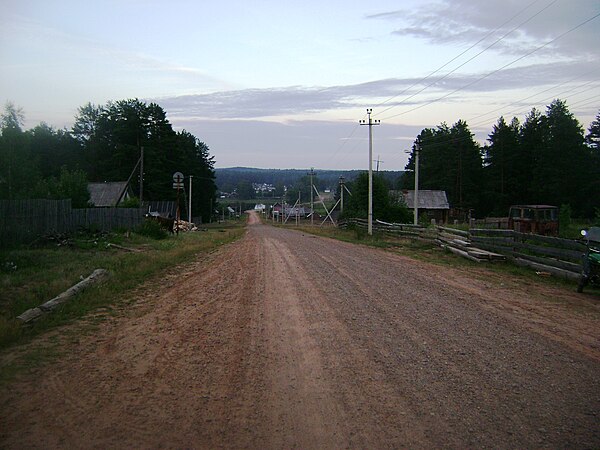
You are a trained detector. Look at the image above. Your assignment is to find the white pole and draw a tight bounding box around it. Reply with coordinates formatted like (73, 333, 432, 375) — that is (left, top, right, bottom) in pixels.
(340, 176, 344, 213)
(188, 175, 193, 223)
(414, 145, 420, 225)
(368, 113, 373, 235)
(359, 109, 379, 236)
(310, 169, 314, 226)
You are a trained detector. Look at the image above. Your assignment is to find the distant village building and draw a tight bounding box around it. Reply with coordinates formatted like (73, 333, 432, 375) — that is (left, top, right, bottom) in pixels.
(252, 183, 276, 194)
(397, 189, 450, 224)
(271, 202, 311, 219)
(284, 206, 307, 216)
(88, 182, 133, 207)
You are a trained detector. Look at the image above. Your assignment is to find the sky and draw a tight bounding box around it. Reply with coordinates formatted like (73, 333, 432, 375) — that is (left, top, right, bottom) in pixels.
(1, 0, 599, 171)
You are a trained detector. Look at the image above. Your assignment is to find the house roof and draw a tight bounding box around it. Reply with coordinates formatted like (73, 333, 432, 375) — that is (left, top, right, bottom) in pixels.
(400, 190, 450, 209)
(88, 182, 129, 207)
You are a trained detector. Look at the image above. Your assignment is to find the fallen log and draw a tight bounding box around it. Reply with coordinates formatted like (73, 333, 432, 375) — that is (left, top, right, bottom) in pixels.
(441, 244, 482, 263)
(514, 258, 580, 281)
(107, 243, 141, 253)
(17, 269, 110, 324)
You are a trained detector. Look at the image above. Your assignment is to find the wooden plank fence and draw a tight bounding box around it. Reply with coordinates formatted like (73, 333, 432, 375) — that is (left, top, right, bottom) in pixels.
(0, 199, 145, 247)
(338, 218, 428, 238)
(337, 217, 584, 279)
(469, 228, 584, 280)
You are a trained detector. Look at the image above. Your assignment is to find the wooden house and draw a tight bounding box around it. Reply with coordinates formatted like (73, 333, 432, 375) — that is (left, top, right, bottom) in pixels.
(88, 182, 133, 207)
(398, 190, 450, 224)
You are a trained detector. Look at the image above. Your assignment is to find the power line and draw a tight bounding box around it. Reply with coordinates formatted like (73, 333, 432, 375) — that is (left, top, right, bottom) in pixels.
(381, 11, 600, 121)
(469, 80, 600, 129)
(326, 0, 549, 169)
(385, 92, 599, 170)
(376, 0, 559, 117)
(326, 5, 599, 171)
(568, 93, 600, 110)
(324, 112, 366, 166)
(467, 71, 598, 125)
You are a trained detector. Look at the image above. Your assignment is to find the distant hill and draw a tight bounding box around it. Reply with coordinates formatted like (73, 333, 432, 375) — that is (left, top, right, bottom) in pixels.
(215, 167, 405, 192)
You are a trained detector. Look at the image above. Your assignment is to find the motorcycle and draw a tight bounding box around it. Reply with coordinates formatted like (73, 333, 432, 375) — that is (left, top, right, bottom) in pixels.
(578, 226, 600, 293)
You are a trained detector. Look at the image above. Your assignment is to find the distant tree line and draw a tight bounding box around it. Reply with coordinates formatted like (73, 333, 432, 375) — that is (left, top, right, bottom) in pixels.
(0, 100, 217, 220)
(402, 100, 600, 218)
(341, 172, 412, 223)
(215, 167, 404, 200)
(3, 97, 597, 221)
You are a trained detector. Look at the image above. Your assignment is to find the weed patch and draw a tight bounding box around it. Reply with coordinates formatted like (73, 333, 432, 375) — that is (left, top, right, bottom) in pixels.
(0, 226, 244, 351)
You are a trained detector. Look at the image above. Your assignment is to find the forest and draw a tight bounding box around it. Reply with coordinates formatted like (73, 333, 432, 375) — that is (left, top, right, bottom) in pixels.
(1, 98, 598, 222)
(0, 99, 217, 221)
(402, 100, 600, 219)
(215, 167, 403, 200)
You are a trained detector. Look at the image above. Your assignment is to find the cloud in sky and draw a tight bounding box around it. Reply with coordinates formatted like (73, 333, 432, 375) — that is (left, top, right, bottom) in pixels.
(171, 117, 423, 170)
(155, 60, 600, 121)
(2, 0, 599, 170)
(367, 0, 599, 58)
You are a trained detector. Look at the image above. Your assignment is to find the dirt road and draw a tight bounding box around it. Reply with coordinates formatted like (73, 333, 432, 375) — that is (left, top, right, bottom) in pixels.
(1, 211, 599, 448)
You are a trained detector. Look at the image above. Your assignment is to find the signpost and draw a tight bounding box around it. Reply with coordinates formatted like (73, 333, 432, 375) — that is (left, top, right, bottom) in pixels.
(173, 172, 184, 234)
(172, 171, 184, 190)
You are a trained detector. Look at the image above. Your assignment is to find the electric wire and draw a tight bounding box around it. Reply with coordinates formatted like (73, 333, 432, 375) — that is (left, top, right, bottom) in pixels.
(375, 0, 559, 117)
(374, 0, 545, 112)
(324, 112, 366, 167)
(383, 81, 600, 170)
(467, 70, 597, 123)
(326, 0, 547, 168)
(568, 93, 600, 110)
(327, 4, 599, 171)
(380, 11, 600, 121)
(468, 80, 600, 129)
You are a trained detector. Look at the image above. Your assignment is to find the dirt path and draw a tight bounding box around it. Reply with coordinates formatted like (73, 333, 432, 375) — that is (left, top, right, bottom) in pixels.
(1, 211, 599, 448)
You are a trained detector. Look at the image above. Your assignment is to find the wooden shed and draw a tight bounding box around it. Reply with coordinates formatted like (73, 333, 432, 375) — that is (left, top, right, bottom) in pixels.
(400, 190, 450, 224)
(88, 182, 133, 207)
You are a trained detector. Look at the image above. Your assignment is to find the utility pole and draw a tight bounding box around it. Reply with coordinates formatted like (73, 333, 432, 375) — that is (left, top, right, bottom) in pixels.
(339, 176, 345, 213)
(139, 146, 144, 204)
(188, 175, 193, 223)
(375, 155, 384, 173)
(414, 143, 420, 225)
(307, 167, 316, 226)
(359, 108, 380, 236)
(297, 190, 301, 226)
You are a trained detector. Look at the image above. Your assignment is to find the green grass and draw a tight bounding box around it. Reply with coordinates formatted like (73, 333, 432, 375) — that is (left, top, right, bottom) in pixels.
(0, 224, 245, 351)
(292, 224, 595, 294)
(560, 220, 594, 239)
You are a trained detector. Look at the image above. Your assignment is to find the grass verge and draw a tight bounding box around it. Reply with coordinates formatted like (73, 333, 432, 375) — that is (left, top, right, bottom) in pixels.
(0, 222, 245, 352)
(291, 224, 599, 295)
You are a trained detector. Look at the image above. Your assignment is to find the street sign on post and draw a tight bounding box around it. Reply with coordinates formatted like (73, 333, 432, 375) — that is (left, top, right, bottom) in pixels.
(173, 172, 184, 184)
(172, 172, 184, 234)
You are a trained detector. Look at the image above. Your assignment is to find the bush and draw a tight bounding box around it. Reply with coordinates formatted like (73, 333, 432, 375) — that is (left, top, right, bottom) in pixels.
(119, 197, 140, 208)
(559, 204, 572, 237)
(135, 219, 168, 240)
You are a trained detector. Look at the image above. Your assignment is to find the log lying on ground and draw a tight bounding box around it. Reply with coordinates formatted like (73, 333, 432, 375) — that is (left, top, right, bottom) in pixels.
(107, 243, 141, 253)
(440, 244, 482, 263)
(17, 269, 110, 324)
(514, 258, 580, 281)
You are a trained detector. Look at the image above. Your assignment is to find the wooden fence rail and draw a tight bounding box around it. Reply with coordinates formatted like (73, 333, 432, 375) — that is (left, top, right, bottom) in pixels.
(338, 218, 427, 238)
(338, 217, 585, 280)
(0, 199, 145, 247)
(469, 228, 584, 280)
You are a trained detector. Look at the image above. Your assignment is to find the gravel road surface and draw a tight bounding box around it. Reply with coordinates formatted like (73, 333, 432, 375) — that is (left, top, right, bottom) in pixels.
(1, 211, 599, 448)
